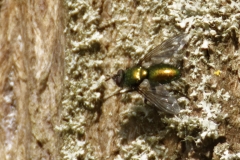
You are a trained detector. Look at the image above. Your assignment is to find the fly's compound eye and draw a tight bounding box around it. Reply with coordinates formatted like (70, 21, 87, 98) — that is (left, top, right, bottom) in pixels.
(112, 69, 124, 87)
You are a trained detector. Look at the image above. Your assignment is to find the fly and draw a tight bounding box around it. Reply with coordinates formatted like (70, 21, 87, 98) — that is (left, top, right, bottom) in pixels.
(110, 33, 190, 114)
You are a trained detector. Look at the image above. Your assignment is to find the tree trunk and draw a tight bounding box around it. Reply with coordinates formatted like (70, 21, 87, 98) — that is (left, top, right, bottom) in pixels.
(1, 0, 240, 160)
(0, 1, 65, 159)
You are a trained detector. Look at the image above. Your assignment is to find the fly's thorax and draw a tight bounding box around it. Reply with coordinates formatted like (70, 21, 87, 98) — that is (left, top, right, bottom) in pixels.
(123, 66, 148, 88)
(147, 64, 181, 84)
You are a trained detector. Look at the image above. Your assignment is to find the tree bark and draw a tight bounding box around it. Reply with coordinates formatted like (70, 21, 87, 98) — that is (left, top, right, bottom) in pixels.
(0, 1, 65, 159)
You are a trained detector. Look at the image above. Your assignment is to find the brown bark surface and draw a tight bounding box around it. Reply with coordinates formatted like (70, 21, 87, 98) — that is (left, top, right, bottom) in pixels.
(1, 0, 240, 160)
(0, 1, 65, 159)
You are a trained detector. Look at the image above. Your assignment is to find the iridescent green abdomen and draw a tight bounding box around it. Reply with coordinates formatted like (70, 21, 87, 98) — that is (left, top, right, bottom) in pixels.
(147, 64, 181, 84)
(123, 66, 148, 88)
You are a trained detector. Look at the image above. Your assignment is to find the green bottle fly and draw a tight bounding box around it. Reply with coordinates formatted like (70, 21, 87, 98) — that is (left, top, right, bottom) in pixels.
(112, 34, 189, 114)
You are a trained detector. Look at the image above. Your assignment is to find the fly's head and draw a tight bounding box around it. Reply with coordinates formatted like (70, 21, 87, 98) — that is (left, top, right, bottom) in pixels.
(112, 69, 124, 87)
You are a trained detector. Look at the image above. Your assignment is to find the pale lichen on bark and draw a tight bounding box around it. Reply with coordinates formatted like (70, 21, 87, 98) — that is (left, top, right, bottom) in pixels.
(61, 0, 240, 159)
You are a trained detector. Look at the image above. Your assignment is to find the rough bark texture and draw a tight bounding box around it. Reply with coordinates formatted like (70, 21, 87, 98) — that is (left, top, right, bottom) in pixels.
(1, 0, 240, 159)
(61, 0, 240, 159)
(0, 0, 65, 160)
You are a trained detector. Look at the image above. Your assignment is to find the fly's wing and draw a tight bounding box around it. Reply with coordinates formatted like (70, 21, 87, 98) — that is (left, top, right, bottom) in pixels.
(138, 80, 180, 114)
(138, 33, 190, 66)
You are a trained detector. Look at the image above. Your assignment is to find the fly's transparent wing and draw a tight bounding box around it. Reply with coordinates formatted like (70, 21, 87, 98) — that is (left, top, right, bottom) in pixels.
(138, 80, 180, 114)
(138, 33, 190, 66)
